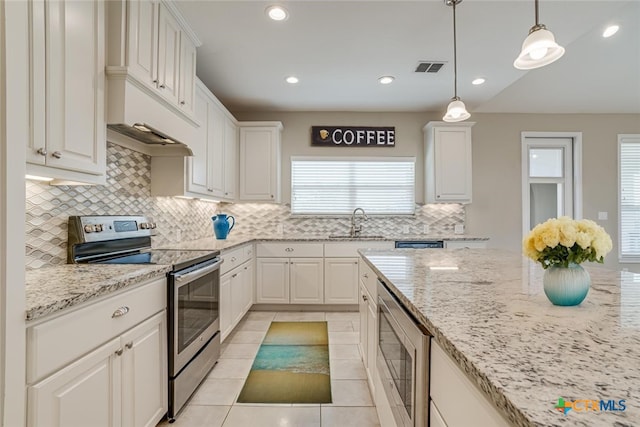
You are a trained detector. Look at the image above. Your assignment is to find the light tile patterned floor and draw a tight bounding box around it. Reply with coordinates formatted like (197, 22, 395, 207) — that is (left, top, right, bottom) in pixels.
(159, 311, 380, 427)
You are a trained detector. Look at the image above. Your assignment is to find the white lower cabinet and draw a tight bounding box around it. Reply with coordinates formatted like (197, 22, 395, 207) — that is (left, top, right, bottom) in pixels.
(324, 258, 359, 304)
(358, 259, 378, 394)
(430, 339, 510, 427)
(220, 245, 255, 341)
(26, 277, 167, 427)
(256, 257, 324, 304)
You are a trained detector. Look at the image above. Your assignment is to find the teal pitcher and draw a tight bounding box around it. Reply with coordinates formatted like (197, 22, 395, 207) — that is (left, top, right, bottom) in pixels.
(212, 214, 235, 240)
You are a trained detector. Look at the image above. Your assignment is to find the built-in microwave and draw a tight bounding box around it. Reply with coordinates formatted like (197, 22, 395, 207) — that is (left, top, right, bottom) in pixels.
(377, 279, 430, 427)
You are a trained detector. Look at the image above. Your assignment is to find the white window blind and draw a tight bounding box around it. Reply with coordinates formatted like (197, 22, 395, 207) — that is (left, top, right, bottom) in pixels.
(291, 157, 415, 215)
(619, 137, 640, 261)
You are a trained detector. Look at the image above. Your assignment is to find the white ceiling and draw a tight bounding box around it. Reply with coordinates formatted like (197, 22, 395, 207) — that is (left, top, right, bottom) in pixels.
(175, 0, 640, 114)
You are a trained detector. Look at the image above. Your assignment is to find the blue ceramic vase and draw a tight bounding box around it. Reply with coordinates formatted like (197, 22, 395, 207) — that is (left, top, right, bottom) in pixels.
(543, 263, 591, 306)
(212, 214, 235, 240)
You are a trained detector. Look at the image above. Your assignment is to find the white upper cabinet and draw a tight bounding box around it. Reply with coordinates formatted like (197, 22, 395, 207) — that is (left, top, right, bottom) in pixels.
(150, 79, 237, 202)
(26, 0, 106, 184)
(424, 121, 475, 204)
(106, 0, 200, 121)
(239, 122, 283, 202)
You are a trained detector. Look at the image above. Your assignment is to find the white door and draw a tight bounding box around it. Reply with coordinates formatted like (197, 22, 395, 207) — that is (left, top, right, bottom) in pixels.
(434, 126, 472, 202)
(45, 0, 105, 175)
(157, 3, 181, 104)
(324, 258, 359, 304)
(207, 104, 225, 196)
(126, 0, 158, 88)
(220, 273, 232, 339)
(239, 127, 278, 201)
(256, 258, 289, 303)
(188, 85, 211, 195)
(366, 297, 377, 388)
(290, 258, 324, 304)
(28, 338, 121, 427)
(224, 118, 238, 199)
(242, 262, 254, 313)
(178, 35, 196, 114)
(230, 269, 244, 325)
(121, 312, 167, 427)
(522, 134, 581, 235)
(358, 285, 368, 366)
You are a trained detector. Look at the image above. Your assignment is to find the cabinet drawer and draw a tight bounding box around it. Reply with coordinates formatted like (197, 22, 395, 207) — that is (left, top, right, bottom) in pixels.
(243, 243, 254, 260)
(257, 242, 323, 258)
(430, 340, 510, 427)
(27, 277, 166, 384)
(221, 247, 244, 275)
(324, 241, 393, 257)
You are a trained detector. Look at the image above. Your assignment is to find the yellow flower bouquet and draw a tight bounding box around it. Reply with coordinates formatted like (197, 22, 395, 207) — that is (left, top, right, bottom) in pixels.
(523, 216, 613, 269)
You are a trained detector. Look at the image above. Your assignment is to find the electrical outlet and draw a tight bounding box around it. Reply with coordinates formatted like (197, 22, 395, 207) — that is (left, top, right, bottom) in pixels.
(403, 225, 410, 234)
(423, 224, 430, 234)
(176, 229, 181, 241)
(276, 223, 284, 234)
(454, 224, 465, 234)
(598, 211, 608, 220)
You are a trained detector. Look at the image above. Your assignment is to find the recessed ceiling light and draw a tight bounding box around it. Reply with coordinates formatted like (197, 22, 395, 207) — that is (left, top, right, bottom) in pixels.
(378, 76, 395, 85)
(471, 78, 486, 85)
(285, 76, 299, 84)
(602, 25, 619, 38)
(266, 5, 288, 21)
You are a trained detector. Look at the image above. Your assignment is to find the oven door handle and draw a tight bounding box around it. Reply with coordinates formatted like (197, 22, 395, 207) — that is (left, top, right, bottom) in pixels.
(174, 259, 223, 284)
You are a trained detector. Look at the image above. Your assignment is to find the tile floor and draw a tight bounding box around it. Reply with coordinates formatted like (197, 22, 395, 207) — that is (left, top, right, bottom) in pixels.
(159, 311, 381, 427)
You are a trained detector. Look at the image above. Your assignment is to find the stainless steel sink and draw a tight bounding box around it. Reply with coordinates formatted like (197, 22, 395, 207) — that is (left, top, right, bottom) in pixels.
(328, 234, 386, 239)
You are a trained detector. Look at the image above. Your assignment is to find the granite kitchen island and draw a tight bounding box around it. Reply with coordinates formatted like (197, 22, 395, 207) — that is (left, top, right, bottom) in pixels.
(359, 248, 640, 427)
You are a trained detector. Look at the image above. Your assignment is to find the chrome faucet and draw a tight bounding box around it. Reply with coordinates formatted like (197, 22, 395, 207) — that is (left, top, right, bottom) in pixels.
(350, 208, 368, 237)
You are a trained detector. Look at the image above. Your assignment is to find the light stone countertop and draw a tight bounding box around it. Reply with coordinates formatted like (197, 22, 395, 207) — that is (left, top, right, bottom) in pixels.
(157, 233, 489, 251)
(25, 234, 488, 322)
(358, 248, 640, 427)
(25, 264, 171, 322)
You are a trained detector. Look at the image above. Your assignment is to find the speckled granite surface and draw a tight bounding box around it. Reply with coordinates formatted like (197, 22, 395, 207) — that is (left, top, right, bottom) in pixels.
(25, 264, 170, 322)
(159, 234, 489, 251)
(359, 248, 640, 427)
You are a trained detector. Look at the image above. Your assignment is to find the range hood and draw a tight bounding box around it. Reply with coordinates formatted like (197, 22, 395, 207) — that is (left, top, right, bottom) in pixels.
(107, 123, 193, 156)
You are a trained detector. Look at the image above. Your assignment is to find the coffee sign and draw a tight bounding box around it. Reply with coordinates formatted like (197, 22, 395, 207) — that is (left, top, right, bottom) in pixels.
(311, 126, 395, 147)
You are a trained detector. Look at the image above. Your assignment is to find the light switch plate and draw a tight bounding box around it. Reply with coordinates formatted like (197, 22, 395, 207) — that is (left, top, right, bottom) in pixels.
(403, 225, 410, 234)
(454, 224, 465, 234)
(423, 224, 430, 234)
(598, 211, 608, 220)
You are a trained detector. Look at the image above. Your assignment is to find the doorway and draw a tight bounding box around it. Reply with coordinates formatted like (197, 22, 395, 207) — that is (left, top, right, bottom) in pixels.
(521, 132, 583, 237)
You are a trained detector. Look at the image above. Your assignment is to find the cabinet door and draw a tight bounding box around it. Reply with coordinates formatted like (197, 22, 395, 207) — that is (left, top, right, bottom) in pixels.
(178, 34, 196, 115)
(207, 104, 225, 196)
(239, 126, 280, 202)
(220, 273, 232, 340)
(358, 284, 368, 366)
(223, 118, 238, 200)
(242, 262, 254, 313)
(187, 85, 211, 195)
(121, 311, 167, 427)
(27, 0, 46, 166)
(126, 0, 159, 88)
(324, 258, 359, 304)
(256, 258, 289, 303)
(366, 297, 377, 389)
(433, 126, 472, 202)
(230, 269, 245, 326)
(28, 337, 121, 427)
(45, 0, 106, 175)
(157, 3, 181, 104)
(290, 258, 324, 304)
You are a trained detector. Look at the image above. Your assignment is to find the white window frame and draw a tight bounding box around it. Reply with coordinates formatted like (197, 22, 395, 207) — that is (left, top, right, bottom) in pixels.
(290, 156, 416, 216)
(521, 132, 583, 237)
(618, 134, 640, 263)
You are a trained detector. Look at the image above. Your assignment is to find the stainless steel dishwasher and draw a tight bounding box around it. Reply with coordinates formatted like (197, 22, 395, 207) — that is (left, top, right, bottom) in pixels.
(394, 240, 444, 249)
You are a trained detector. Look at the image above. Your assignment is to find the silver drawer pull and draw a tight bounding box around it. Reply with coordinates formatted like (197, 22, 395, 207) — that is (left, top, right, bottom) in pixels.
(112, 306, 130, 318)
(231, 257, 237, 262)
(363, 273, 369, 278)
(115, 348, 124, 356)
(125, 342, 133, 350)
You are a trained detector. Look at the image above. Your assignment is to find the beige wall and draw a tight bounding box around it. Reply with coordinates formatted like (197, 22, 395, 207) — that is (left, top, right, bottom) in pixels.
(236, 111, 640, 272)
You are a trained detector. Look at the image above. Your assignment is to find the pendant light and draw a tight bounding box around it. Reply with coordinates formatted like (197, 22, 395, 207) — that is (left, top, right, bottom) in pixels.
(514, 0, 565, 70)
(443, 0, 470, 123)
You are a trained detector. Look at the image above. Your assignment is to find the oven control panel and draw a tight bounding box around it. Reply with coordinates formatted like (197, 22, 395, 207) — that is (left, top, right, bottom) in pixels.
(68, 215, 157, 243)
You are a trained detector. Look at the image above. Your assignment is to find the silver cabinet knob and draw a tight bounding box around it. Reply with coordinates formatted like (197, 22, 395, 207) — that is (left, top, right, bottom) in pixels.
(159, 84, 166, 89)
(362, 294, 368, 301)
(231, 257, 237, 262)
(180, 101, 185, 105)
(111, 306, 130, 318)
(270, 195, 274, 199)
(115, 348, 124, 356)
(232, 273, 237, 278)
(125, 342, 133, 350)
(36, 148, 47, 156)
(51, 151, 62, 159)
(152, 79, 158, 84)
(363, 273, 369, 278)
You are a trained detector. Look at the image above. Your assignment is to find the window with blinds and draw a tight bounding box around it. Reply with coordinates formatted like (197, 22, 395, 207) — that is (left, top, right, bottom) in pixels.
(619, 136, 640, 261)
(291, 157, 416, 215)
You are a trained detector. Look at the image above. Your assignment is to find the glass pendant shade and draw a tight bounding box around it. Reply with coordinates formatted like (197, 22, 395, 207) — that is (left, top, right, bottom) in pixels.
(514, 26, 565, 70)
(443, 98, 470, 122)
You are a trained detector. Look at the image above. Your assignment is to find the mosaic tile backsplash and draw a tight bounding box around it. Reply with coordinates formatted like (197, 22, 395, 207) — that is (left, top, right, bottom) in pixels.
(26, 143, 464, 268)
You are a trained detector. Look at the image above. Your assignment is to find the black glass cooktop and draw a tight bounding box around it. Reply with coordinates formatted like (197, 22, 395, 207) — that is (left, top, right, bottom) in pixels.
(90, 249, 219, 271)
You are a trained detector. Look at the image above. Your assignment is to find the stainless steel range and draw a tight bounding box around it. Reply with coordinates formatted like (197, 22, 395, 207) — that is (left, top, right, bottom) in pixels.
(68, 215, 222, 421)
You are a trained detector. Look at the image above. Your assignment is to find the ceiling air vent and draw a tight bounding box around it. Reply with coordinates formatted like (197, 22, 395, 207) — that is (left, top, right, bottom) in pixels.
(415, 62, 445, 73)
